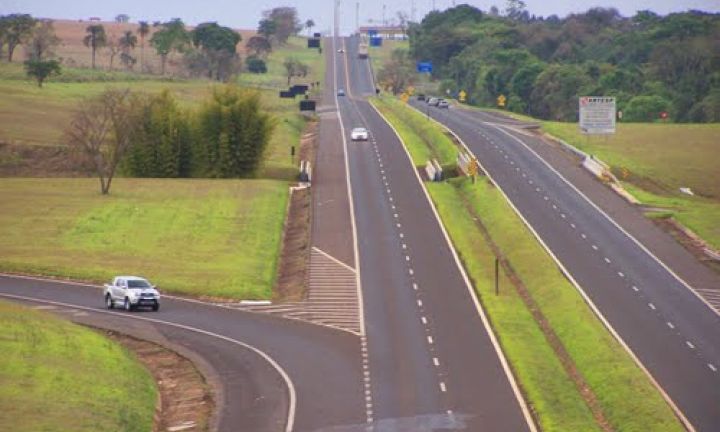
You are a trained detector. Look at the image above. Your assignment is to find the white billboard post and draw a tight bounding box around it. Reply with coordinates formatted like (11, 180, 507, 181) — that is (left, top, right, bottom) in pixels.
(579, 96, 616, 135)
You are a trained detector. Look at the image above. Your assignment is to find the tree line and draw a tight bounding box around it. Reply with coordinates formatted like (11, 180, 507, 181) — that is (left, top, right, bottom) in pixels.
(0, 8, 310, 84)
(65, 86, 274, 194)
(401, 3, 719, 122)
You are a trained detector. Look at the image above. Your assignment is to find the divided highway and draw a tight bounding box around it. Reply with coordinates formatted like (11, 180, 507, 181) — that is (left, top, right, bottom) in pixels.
(412, 101, 720, 430)
(335, 35, 533, 430)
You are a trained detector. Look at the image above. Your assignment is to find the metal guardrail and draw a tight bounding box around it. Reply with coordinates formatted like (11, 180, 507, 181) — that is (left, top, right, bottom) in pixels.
(425, 159, 443, 181)
(299, 160, 312, 183)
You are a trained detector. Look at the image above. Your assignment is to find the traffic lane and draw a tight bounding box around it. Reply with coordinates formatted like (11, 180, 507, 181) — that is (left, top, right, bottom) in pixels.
(352, 98, 531, 431)
(344, 36, 375, 96)
(310, 40, 355, 266)
(422, 107, 720, 429)
(0, 275, 366, 432)
(345, 121, 444, 418)
(433, 106, 720, 356)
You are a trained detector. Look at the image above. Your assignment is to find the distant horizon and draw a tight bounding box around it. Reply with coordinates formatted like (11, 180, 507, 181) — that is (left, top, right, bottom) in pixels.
(2, 1, 718, 35)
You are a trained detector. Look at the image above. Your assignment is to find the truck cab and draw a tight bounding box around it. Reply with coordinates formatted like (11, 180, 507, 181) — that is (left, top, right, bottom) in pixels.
(104, 276, 161, 311)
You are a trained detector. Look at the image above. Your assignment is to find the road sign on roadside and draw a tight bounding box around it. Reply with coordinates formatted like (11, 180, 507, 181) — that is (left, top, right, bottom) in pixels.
(579, 96, 616, 134)
(416, 61, 433, 73)
(459, 90, 467, 102)
(400, 93, 409, 104)
(497, 94, 506, 107)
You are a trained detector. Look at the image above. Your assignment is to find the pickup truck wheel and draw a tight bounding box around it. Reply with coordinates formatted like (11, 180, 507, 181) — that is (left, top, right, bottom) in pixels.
(105, 294, 114, 309)
(124, 298, 132, 311)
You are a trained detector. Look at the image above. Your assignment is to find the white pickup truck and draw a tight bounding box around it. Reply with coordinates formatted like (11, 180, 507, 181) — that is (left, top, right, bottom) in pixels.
(104, 276, 161, 311)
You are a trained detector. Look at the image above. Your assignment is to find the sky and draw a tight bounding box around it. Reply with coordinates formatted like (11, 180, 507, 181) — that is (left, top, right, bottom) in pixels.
(1, 0, 718, 35)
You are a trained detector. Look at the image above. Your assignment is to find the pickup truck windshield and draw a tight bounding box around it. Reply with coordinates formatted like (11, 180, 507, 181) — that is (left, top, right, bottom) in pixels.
(127, 280, 151, 288)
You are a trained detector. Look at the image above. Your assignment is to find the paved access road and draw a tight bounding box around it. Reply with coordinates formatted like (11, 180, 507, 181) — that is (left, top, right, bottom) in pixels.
(0, 275, 366, 432)
(412, 101, 720, 430)
(335, 35, 534, 430)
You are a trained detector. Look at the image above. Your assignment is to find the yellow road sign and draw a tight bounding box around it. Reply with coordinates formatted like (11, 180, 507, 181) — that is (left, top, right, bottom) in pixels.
(407, 86, 415, 96)
(400, 93, 409, 104)
(468, 157, 479, 176)
(458, 90, 467, 102)
(497, 94, 506, 107)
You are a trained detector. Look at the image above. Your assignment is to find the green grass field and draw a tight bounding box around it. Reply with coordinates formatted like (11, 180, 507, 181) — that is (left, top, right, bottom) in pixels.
(379, 97, 683, 431)
(0, 37, 325, 180)
(371, 96, 457, 169)
(543, 122, 720, 249)
(0, 300, 156, 431)
(0, 178, 288, 299)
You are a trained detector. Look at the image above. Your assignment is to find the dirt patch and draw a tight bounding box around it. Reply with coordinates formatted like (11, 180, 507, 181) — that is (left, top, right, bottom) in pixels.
(101, 329, 214, 432)
(0, 142, 92, 177)
(457, 182, 613, 432)
(650, 216, 720, 274)
(273, 118, 318, 302)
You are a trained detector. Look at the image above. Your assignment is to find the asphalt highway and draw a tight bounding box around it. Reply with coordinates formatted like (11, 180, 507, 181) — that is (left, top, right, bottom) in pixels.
(412, 100, 720, 430)
(0, 275, 365, 432)
(335, 35, 533, 430)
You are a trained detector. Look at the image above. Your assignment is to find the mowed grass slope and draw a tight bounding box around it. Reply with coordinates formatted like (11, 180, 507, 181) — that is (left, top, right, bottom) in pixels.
(378, 98, 683, 431)
(0, 300, 156, 432)
(0, 178, 288, 299)
(1, 35, 324, 178)
(543, 122, 720, 249)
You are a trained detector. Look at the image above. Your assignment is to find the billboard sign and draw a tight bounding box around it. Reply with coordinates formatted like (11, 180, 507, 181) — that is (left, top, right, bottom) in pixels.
(416, 61, 433, 73)
(579, 96, 616, 134)
(370, 36, 383, 47)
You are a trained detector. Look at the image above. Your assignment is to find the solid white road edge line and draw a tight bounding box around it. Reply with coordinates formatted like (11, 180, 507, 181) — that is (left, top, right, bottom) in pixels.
(0, 293, 297, 432)
(371, 100, 538, 432)
(410, 103, 695, 432)
(492, 124, 720, 319)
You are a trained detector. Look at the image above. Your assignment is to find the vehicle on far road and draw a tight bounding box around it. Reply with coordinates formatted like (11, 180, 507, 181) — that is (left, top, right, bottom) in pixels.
(337, 48, 345, 53)
(338, 89, 346, 96)
(104, 276, 160, 311)
(427, 97, 440, 106)
(351, 127, 369, 141)
(438, 99, 450, 108)
(417, 94, 426, 101)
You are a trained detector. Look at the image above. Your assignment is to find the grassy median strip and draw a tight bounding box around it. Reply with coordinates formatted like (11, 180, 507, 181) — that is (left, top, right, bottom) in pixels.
(0, 300, 156, 431)
(374, 98, 684, 431)
(0, 178, 288, 299)
(371, 96, 457, 169)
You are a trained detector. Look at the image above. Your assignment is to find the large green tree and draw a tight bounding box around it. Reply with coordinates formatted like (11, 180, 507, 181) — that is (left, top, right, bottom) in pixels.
(2, 14, 37, 62)
(83, 24, 107, 69)
(189, 22, 241, 81)
(150, 18, 189, 75)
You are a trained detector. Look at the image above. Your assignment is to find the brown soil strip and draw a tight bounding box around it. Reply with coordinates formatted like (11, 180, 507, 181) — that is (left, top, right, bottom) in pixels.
(650, 216, 720, 274)
(273, 118, 318, 302)
(455, 181, 613, 432)
(101, 329, 214, 432)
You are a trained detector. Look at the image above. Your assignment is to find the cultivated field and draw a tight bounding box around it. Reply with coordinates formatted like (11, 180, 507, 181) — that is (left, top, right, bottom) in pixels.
(0, 300, 156, 431)
(0, 178, 288, 299)
(543, 122, 720, 249)
(372, 96, 683, 431)
(10, 19, 255, 75)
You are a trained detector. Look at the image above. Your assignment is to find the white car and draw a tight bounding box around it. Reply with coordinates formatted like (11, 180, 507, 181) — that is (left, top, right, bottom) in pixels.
(104, 276, 161, 311)
(337, 48, 345, 53)
(351, 127, 369, 141)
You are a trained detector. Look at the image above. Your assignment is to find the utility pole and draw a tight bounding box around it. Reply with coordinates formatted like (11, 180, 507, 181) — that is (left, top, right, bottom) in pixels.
(356, 2, 359, 32)
(382, 4, 386, 26)
(334, 0, 340, 38)
(411, 0, 416, 22)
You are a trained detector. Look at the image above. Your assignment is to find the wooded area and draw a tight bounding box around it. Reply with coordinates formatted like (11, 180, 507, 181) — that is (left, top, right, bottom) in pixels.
(408, 4, 719, 122)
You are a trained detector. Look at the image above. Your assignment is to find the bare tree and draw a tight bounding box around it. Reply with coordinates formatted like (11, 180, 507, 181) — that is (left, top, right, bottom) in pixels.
(106, 33, 121, 70)
(27, 19, 61, 61)
(65, 89, 135, 195)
